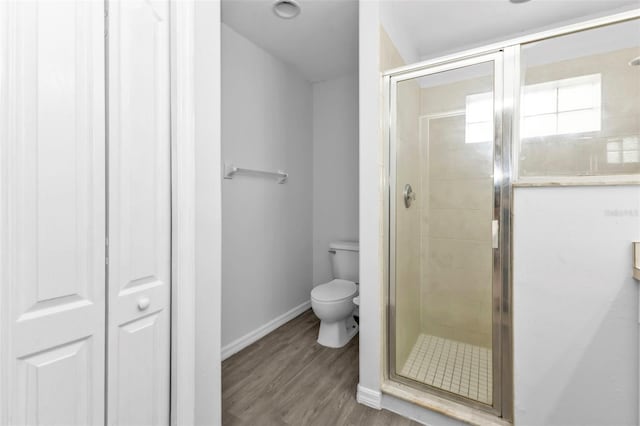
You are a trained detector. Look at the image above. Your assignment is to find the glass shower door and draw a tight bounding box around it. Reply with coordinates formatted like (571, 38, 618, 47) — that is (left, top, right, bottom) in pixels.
(388, 54, 504, 412)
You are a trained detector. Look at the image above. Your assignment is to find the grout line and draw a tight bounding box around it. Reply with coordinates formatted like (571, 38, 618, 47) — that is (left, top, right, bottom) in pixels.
(400, 333, 492, 404)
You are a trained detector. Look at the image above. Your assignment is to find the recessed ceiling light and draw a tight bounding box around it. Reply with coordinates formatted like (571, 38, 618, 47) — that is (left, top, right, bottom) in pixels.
(510, 0, 532, 3)
(630, 56, 640, 67)
(273, 0, 301, 19)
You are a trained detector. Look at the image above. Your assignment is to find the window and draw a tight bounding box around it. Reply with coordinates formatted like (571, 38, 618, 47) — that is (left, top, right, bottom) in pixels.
(465, 92, 493, 144)
(521, 74, 601, 138)
(464, 74, 602, 144)
(607, 137, 640, 164)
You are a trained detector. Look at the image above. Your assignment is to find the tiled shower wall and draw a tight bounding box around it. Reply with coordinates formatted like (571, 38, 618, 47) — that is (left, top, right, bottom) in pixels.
(419, 77, 495, 348)
(382, 27, 422, 368)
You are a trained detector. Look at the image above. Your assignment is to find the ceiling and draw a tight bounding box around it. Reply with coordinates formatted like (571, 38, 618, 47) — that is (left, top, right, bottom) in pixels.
(222, 0, 639, 83)
(222, 0, 358, 82)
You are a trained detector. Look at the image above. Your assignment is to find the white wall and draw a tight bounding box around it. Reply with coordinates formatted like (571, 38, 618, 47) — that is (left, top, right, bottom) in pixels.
(513, 186, 639, 426)
(221, 24, 313, 348)
(312, 73, 359, 286)
(194, 1, 221, 424)
(379, 1, 420, 65)
(357, 0, 384, 407)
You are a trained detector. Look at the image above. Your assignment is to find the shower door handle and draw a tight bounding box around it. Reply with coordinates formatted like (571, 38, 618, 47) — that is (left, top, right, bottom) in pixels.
(492, 220, 499, 249)
(403, 184, 416, 208)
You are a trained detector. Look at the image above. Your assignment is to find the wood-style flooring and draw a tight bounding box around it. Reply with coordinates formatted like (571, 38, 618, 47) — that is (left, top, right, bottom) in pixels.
(222, 310, 421, 426)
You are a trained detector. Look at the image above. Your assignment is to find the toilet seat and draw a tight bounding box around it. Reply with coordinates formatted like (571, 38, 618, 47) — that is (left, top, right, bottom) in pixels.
(311, 279, 357, 303)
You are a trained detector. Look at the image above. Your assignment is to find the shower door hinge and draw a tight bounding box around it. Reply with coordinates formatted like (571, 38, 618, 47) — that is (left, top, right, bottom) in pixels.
(104, 9, 109, 38)
(633, 242, 640, 281)
(492, 220, 500, 249)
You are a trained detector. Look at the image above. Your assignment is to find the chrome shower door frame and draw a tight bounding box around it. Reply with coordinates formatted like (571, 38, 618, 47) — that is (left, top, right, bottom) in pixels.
(384, 49, 515, 421)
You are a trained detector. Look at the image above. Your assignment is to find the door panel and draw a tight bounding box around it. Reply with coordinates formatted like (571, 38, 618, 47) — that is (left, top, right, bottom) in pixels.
(18, 338, 94, 426)
(0, 1, 106, 424)
(116, 314, 163, 425)
(107, 0, 171, 424)
(389, 57, 502, 411)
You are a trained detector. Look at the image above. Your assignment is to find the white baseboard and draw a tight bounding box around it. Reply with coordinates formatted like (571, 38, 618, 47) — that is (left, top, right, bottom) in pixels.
(357, 384, 382, 410)
(221, 300, 311, 361)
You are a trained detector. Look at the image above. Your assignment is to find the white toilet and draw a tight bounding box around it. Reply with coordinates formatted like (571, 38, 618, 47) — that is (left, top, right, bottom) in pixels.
(311, 241, 359, 348)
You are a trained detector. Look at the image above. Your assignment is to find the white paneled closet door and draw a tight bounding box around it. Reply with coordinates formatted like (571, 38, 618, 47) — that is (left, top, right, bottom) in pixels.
(0, 1, 106, 425)
(106, 0, 172, 425)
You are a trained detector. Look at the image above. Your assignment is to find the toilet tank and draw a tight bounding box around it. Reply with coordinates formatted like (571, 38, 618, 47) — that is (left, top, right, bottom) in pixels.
(330, 241, 359, 283)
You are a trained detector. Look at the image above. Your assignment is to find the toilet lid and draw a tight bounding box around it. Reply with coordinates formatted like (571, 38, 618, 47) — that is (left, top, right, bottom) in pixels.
(311, 279, 357, 302)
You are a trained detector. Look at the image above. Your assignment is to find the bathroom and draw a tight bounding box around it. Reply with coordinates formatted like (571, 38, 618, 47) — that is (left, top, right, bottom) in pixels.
(219, 0, 640, 425)
(1, 0, 639, 425)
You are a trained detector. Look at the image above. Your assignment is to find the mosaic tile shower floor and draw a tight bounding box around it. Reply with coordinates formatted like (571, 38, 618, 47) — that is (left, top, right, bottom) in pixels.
(400, 334, 492, 404)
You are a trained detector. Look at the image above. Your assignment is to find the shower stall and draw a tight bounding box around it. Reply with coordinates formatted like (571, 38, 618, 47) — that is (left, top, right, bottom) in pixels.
(383, 11, 640, 422)
(386, 51, 513, 418)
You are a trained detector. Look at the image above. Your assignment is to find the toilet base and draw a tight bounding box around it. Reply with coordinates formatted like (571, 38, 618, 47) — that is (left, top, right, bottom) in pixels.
(317, 315, 358, 348)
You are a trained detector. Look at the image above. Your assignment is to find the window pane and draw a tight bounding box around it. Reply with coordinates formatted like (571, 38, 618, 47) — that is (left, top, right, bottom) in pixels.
(466, 92, 493, 123)
(466, 121, 493, 144)
(518, 18, 640, 178)
(623, 150, 640, 164)
(522, 114, 556, 138)
(522, 84, 557, 116)
(557, 109, 601, 134)
(557, 75, 601, 111)
(623, 136, 639, 151)
(607, 141, 622, 152)
(607, 151, 622, 164)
